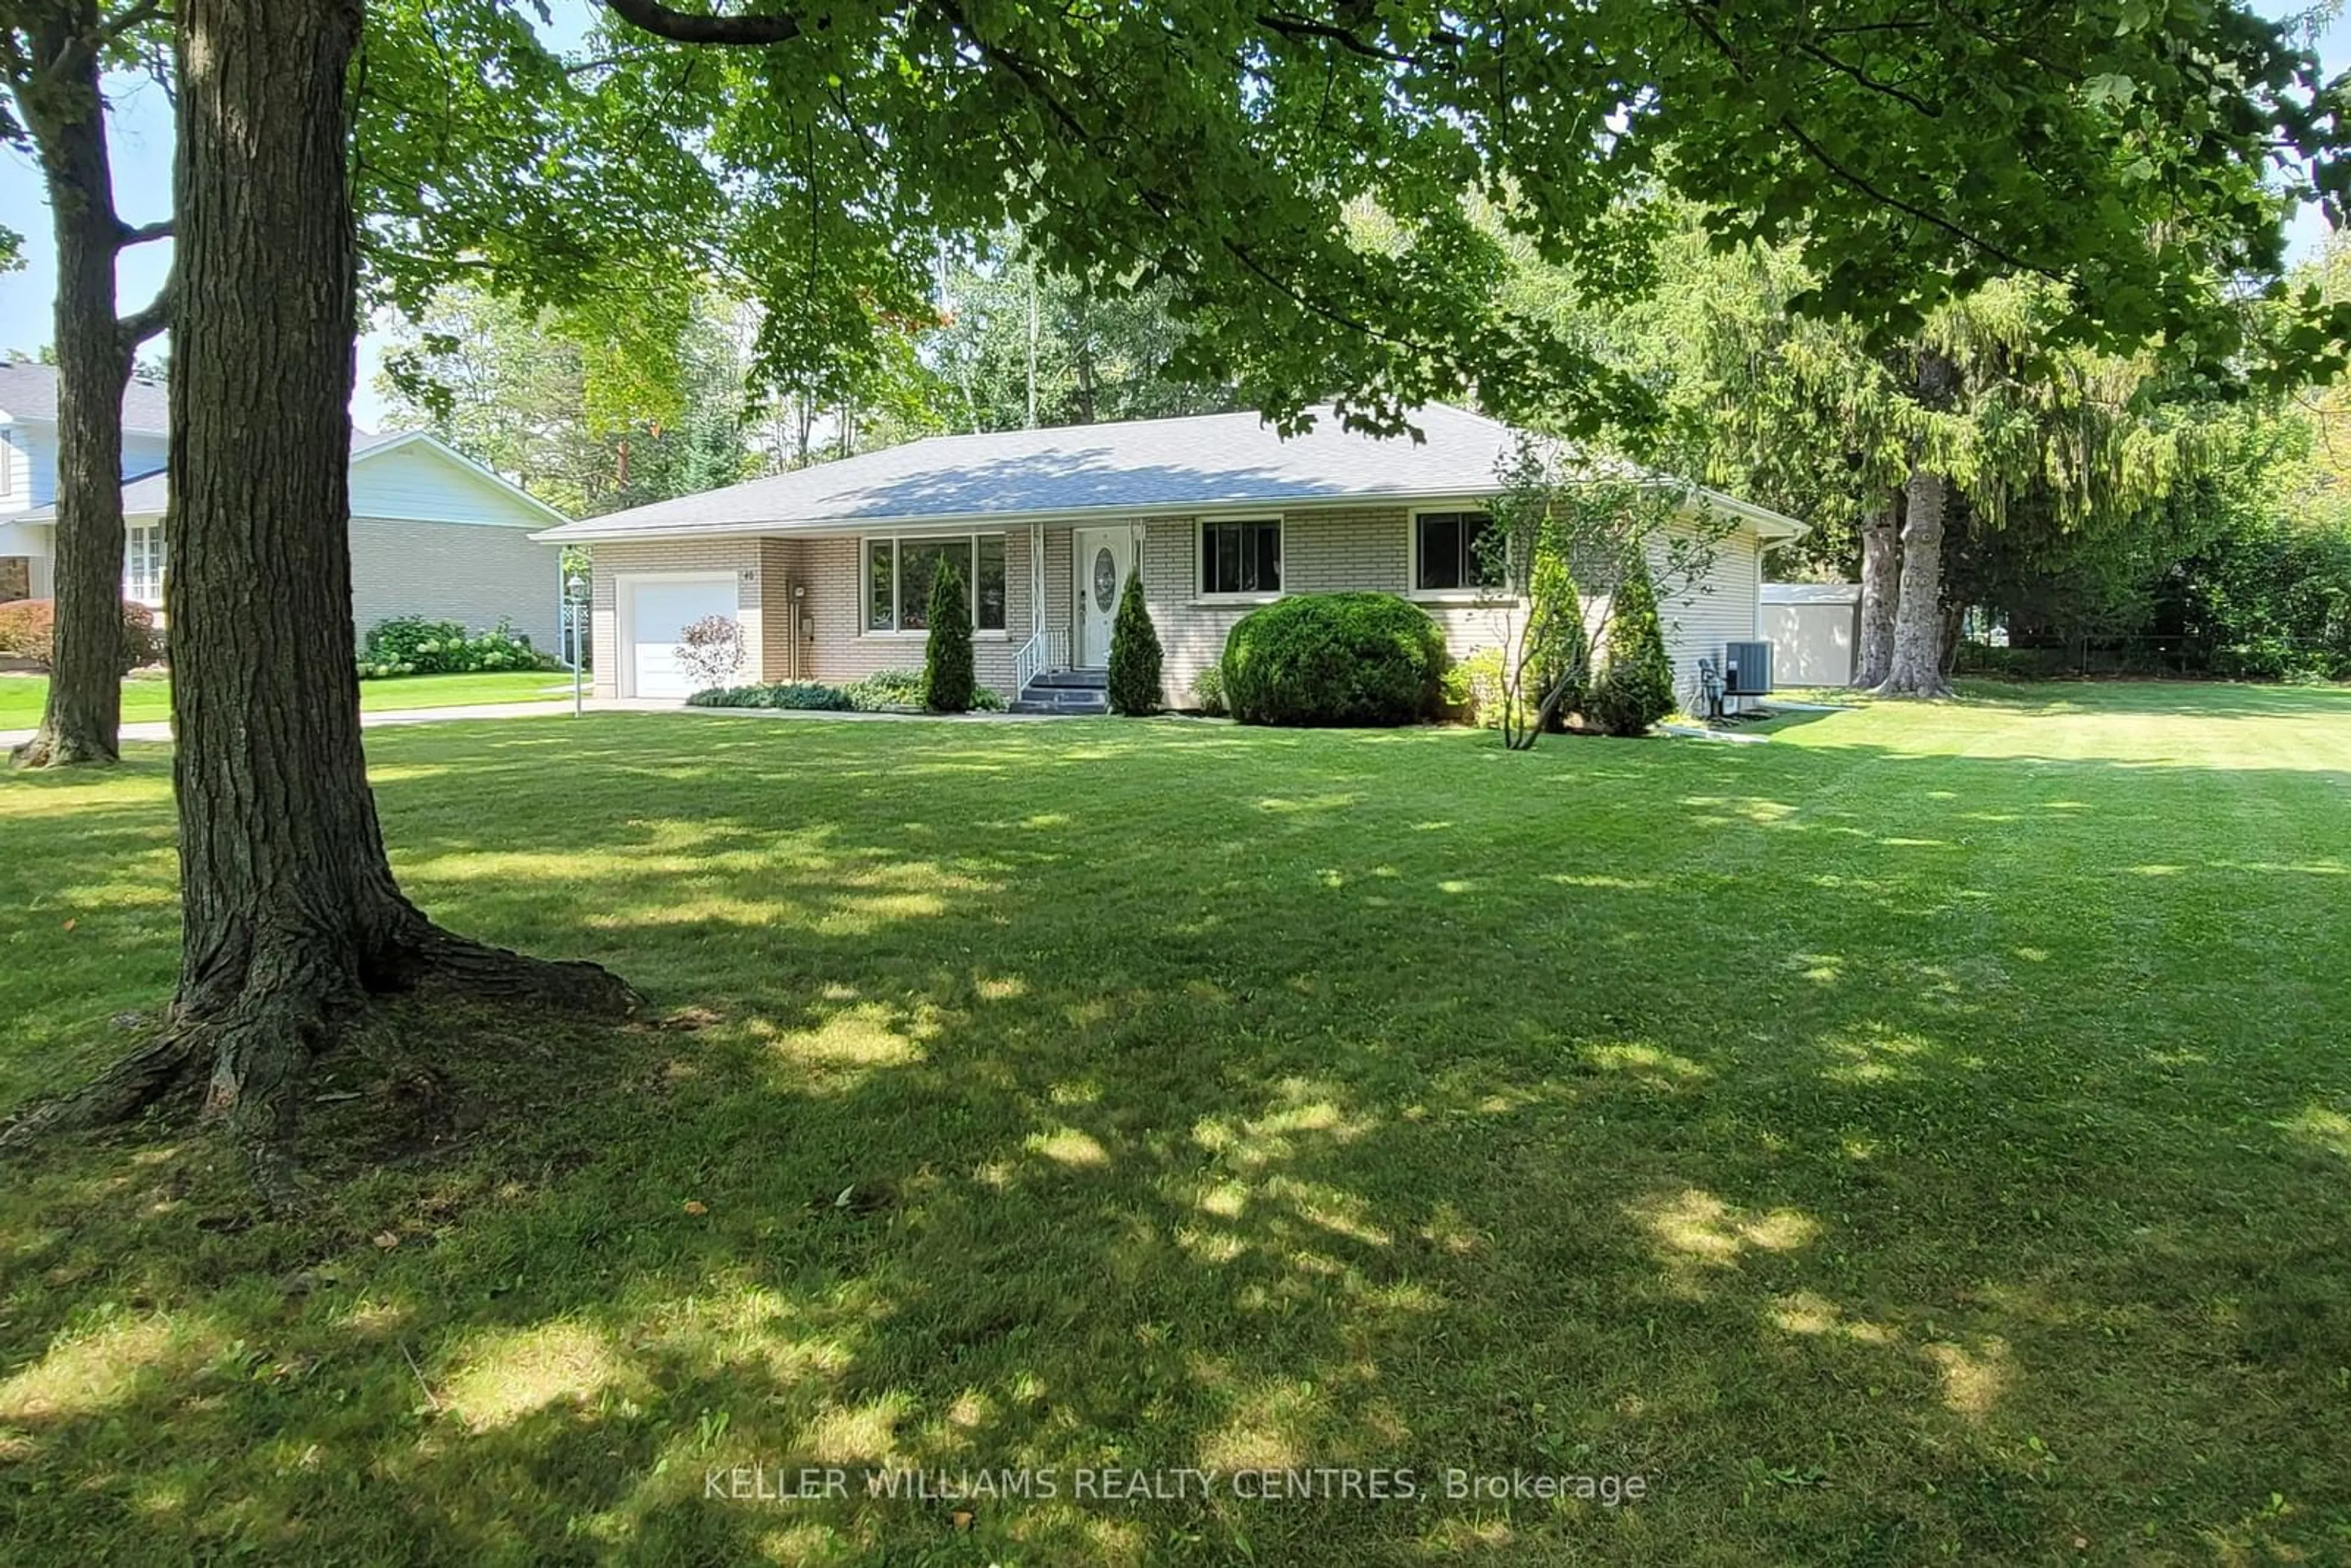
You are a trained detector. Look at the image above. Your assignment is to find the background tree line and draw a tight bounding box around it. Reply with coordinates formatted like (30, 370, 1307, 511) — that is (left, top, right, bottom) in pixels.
(384, 208, 2351, 687)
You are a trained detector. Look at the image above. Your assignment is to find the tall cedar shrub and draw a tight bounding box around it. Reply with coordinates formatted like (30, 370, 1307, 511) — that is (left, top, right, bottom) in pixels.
(922, 560, 977, 712)
(1107, 570, 1163, 715)
(1588, 554, 1677, 735)
(1527, 547, 1590, 731)
(1220, 591, 1446, 726)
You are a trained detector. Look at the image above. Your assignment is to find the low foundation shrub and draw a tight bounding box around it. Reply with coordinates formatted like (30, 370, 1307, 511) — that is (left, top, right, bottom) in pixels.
(1220, 593, 1446, 727)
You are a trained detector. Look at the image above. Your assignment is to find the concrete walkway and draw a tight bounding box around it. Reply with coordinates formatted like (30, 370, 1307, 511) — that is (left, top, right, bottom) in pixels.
(0, 696, 1105, 750)
(0, 699, 582, 751)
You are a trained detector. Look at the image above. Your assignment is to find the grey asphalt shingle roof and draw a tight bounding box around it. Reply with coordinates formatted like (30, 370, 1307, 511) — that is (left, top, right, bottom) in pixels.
(533, 403, 1799, 542)
(0, 362, 171, 434)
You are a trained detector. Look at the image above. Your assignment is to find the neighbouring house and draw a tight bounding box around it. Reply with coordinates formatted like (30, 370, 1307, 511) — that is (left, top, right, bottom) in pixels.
(0, 362, 568, 651)
(533, 404, 1807, 710)
(1763, 582, 1862, 686)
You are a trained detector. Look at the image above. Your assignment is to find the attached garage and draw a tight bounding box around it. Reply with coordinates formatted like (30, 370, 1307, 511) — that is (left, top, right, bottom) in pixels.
(620, 574, 738, 698)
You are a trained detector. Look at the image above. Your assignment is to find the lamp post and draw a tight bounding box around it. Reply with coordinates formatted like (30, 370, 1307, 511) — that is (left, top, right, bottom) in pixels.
(566, 571, 588, 717)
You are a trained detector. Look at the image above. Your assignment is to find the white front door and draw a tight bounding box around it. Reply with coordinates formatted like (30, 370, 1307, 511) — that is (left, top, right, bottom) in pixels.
(624, 575, 737, 698)
(1073, 527, 1131, 668)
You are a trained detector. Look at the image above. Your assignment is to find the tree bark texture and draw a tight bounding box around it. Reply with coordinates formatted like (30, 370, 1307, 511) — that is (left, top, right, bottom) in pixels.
(1852, 487, 1901, 689)
(0, 0, 637, 1201)
(1873, 351, 1958, 699)
(9, 0, 134, 768)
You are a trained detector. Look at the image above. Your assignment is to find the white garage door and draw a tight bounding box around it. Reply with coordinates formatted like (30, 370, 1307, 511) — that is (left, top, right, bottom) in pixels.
(626, 577, 737, 698)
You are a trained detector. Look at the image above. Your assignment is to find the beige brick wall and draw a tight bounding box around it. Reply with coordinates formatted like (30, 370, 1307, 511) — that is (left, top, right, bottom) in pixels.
(1130, 505, 1527, 701)
(797, 533, 1029, 697)
(759, 537, 811, 681)
(590, 537, 765, 698)
(588, 507, 1763, 708)
(594, 531, 1037, 700)
(349, 515, 560, 654)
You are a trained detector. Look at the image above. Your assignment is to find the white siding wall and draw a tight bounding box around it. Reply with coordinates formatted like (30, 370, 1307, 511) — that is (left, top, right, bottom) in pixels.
(0, 424, 168, 515)
(350, 442, 549, 525)
(0, 427, 29, 512)
(1651, 523, 1763, 710)
(122, 430, 168, 481)
(13, 426, 55, 509)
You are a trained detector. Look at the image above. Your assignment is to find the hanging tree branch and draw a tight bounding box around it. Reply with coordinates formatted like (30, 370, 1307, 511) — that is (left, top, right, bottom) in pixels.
(603, 0, 805, 46)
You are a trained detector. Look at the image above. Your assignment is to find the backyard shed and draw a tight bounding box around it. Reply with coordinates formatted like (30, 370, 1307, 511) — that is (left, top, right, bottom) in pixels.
(1763, 582, 1861, 686)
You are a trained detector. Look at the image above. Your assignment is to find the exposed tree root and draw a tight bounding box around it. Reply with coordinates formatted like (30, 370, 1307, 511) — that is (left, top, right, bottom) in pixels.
(0, 917, 639, 1210)
(1867, 671, 1957, 700)
(10, 719, 121, 770)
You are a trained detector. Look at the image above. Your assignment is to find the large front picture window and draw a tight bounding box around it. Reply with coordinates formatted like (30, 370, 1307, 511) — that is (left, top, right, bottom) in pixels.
(1414, 509, 1501, 593)
(865, 533, 1008, 633)
(1200, 519, 1281, 596)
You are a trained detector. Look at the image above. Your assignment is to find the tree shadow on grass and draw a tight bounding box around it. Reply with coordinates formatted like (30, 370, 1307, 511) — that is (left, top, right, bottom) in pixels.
(2, 709, 2349, 1563)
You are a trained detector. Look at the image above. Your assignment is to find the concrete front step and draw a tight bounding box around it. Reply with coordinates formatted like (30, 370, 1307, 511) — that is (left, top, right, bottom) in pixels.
(1010, 696, 1110, 715)
(1026, 668, 1109, 690)
(1013, 667, 1111, 715)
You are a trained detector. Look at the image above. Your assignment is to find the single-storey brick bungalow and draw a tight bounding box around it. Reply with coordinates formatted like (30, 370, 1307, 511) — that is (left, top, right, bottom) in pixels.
(533, 404, 1806, 711)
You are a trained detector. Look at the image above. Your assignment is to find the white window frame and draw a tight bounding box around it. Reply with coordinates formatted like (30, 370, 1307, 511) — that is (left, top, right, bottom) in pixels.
(860, 530, 1010, 640)
(1194, 513, 1284, 604)
(1408, 506, 1513, 604)
(124, 519, 166, 607)
(0, 430, 17, 503)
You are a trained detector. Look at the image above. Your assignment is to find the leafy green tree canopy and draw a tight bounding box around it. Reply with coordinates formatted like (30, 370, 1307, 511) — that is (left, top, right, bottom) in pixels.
(593, 0, 2344, 437)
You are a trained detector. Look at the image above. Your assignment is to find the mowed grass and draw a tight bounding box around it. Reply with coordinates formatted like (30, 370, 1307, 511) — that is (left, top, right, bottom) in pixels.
(2, 684, 2348, 1565)
(0, 669, 575, 729)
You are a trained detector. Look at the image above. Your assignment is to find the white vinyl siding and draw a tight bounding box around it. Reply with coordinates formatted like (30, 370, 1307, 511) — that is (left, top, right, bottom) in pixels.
(1652, 525, 1763, 709)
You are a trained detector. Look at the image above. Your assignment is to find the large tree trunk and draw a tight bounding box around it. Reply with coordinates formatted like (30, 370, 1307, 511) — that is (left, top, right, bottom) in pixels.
(1874, 467, 1956, 697)
(10, 2, 133, 769)
(1, 0, 636, 1202)
(1873, 351, 1958, 699)
(1851, 487, 1901, 688)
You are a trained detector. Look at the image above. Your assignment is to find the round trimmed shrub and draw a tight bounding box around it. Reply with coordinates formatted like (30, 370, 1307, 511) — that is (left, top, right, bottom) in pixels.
(1220, 592, 1447, 727)
(0, 598, 163, 672)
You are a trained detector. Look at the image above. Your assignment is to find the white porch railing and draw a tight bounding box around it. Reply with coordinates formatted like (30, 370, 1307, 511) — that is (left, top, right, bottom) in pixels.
(1014, 631, 1047, 694)
(1013, 521, 1050, 695)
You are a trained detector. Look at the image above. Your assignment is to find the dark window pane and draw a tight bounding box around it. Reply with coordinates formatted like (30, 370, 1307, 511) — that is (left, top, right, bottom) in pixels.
(868, 540, 895, 631)
(976, 535, 1007, 630)
(897, 538, 972, 631)
(1464, 512, 1502, 587)
(1203, 520, 1280, 594)
(1417, 514, 1462, 590)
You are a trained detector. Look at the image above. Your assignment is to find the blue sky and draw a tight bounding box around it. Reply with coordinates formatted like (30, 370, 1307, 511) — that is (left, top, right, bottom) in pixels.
(1, 1, 2343, 431)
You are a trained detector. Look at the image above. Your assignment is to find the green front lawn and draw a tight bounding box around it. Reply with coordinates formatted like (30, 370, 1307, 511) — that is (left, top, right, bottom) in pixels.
(0, 669, 577, 729)
(2, 685, 2347, 1564)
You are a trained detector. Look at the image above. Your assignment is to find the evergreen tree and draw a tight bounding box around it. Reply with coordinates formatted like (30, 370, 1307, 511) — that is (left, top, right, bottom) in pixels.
(1107, 570, 1163, 715)
(1526, 546, 1590, 733)
(1588, 556, 1676, 737)
(922, 560, 976, 713)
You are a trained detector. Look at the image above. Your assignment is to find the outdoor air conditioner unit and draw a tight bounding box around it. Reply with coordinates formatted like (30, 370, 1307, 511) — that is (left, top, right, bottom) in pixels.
(1723, 640, 1774, 696)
